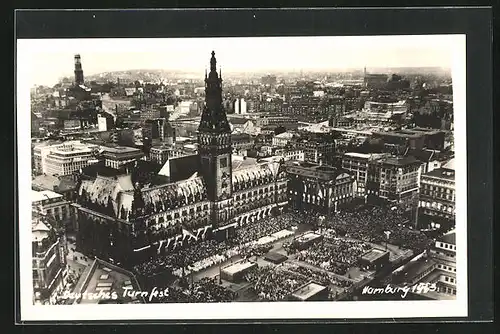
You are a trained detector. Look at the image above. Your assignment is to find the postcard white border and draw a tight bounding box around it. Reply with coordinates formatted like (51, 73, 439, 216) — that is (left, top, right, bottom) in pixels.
(17, 34, 467, 321)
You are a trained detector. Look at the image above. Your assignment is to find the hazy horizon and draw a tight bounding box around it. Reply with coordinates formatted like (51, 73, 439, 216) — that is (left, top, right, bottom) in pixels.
(18, 35, 460, 87)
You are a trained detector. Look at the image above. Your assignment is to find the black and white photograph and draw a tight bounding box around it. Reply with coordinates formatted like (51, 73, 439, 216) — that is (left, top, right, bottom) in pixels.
(17, 33, 468, 321)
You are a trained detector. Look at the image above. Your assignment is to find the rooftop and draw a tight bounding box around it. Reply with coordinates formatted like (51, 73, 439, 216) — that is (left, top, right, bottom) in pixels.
(221, 260, 257, 275)
(32, 190, 64, 203)
(229, 118, 251, 125)
(32, 175, 78, 192)
(378, 156, 420, 167)
(361, 248, 389, 263)
(231, 133, 253, 141)
(344, 152, 372, 159)
(291, 282, 327, 300)
(399, 258, 437, 283)
(232, 156, 260, 170)
(423, 167, 455, 180)
(373, 131, 422, 139)
(74, 259, 144, 305)
(102, 145, 142, 154)
(286, 161, 347, 181)
(158, 154, 200, 182)
(32, 221, 51, 243)
(405, 148, 436, 162)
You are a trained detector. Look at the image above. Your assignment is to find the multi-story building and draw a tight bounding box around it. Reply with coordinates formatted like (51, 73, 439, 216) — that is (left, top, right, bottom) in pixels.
(363, 71, 388, 89)
(41, 141, 100, 176)
(290, 133, 336, 165)
(272, 148, 305, 162)
(233, 98, 247, 114)
(73, 52, 289, 265)
(63, 119, 81, 130)
(97, 113, 115, 132)
(394, 231, 456, 299)
(101, 145, 144, 170)
(231, 133, 254, 153)
(142, 118, 167, 141)
(372, 128, 446, 152)
(149, 146, 172, 165)
(429, 231, 457, 296)
(32, 190, 73, 229)
(419, 159, 455, 221)
(255, 115, 298, 130)
(370, 156, 422, 211)
(228, 117, 260, 136)
(272, 132, 295, 147)
(286, 161, 357, 214)
(31, 112, 41, 136)
(341, 152, 389, 197)
(362, 100, 407, 115)
(32, 217, 67, 305)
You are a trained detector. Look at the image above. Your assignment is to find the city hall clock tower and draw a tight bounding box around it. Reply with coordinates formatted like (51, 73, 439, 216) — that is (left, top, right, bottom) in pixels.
(197, 51, 234, 231)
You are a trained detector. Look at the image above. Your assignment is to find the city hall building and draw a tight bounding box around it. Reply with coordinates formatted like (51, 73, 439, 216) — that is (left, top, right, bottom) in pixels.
(73, 52, 289, 265)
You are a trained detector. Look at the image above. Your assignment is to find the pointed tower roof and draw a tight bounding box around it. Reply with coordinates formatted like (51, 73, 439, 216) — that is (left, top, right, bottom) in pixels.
(198, 51, 231, 133)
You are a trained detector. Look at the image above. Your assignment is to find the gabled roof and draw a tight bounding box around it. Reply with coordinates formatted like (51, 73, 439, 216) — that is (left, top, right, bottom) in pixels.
(158, 154, 200, 183)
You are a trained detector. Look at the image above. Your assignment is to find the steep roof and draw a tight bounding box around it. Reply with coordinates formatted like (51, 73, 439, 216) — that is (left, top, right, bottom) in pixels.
(78, 174, 135, 219)
(158, 154, 200, 182)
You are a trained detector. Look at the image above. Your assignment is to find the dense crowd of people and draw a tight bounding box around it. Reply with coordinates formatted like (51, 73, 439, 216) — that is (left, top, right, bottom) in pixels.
(286, 264, 353, 288)
(296, 239, 371, 275)
(323, 206, 432, 251)
(150, 278, 237, 303)
(247, 266, 308, 301)
(130, 204, 432, 303)
(234, 213, 299, 245)
(133, 240, 233, 277)
(134, 213, 303, 278)
(240, 244, 273, 259)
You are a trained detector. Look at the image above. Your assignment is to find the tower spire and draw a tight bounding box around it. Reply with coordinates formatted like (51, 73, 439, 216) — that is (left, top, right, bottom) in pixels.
(198, 51, 230, 133)
(210, 51, 217, 72)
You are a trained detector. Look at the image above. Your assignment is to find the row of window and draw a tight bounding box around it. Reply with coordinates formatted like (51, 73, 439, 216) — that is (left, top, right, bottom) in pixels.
(438, 242, 456, 251)
(420, 200, 455, 213)
(420, 190, 455, 201)
(146, 203, 210, 223)
(422, 184, 454, 193)
(437, 263, 456, 272)
(443, 275, 456, 284)
(439, 286, 457, 295)
(433, 250, 456, 258)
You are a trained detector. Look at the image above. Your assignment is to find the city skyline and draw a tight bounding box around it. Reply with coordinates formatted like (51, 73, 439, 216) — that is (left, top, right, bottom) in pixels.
(19, 35, 457, 87)
(20, 35, 468, 321)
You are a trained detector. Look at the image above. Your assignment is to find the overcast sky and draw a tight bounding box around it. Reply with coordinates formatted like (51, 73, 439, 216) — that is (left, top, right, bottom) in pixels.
(17, 35, 461, 87)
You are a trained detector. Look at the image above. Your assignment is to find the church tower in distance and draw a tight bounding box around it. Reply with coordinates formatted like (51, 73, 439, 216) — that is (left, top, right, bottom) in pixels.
(74, 54, 84, 86)
(197, 51, 234, 232)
